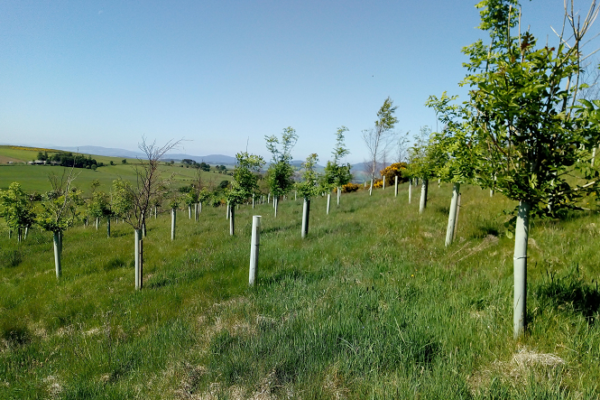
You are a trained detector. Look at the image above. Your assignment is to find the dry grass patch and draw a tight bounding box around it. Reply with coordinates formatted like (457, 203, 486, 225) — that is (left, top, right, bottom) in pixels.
(468, 346, 566, 395)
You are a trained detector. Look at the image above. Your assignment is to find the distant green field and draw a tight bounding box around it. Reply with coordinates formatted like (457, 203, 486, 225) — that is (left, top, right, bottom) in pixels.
(0, 164, 232, 193)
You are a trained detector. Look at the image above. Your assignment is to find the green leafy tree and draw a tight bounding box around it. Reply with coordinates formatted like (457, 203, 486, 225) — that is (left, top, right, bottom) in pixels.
(322, 126, 352, 191)
(37, 170, 80, 278)
(297, 153, 320, 238)
(0, 182, 36, 242)
(434, 0, 600, 337)
(426, 92, 485, 245)
(406, 126, 437, 212)
(226, 152, 265, 235)
(265, 127, 298, 217)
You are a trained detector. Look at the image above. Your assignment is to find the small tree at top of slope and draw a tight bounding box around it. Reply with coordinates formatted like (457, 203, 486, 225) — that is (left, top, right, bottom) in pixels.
(362, 97, 398, 189)
(435, 0, 600, 337)
(226, 152, 265, 235)
(322, 126, 352, 192)
(297, 153, 320, 238)
(265, 127, 298, 217)
(0, 182, 36, 242)
(426, 92, 484, 245)
(37, 169, 81, 278)
(112, 138, 180, 289)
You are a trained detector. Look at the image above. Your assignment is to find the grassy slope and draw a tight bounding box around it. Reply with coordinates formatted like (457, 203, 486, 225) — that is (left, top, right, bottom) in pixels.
(0, 184, 599, 399)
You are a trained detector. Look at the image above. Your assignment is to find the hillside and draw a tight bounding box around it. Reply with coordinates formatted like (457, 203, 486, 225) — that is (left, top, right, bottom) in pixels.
(0, 183, 598, 398)
(0, 145, 233, 193)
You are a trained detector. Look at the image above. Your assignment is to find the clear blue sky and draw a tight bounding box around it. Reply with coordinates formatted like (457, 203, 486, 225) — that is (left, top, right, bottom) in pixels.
(1, 1, 598, 164)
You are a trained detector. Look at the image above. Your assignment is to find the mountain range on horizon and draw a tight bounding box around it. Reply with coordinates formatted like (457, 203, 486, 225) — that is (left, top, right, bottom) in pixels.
(53, 145, 370, 173)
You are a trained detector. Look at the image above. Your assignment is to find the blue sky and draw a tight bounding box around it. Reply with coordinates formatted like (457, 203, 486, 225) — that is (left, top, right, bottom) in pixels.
(1, 1, 598, 164)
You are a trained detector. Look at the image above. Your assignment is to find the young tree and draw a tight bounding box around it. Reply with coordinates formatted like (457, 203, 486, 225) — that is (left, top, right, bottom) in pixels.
(265, 127, 298, 217)
(113, 138, 180, 290)
(88, 191, 114, 236)
(426, 92, 484, 246)
(297, 153, 320, 238)
(322, 126, 352, 207)
(362, 97, 398, 194)
(226, 152, 265, 235)
(407, 126, 437, 213)
(0, 182, 36, 242)
(37, 169, 81, 278)
(436, 0, 600, 337)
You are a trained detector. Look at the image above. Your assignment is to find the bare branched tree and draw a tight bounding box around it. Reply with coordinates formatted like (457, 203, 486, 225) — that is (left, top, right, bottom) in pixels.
(114, 137, 181, 290)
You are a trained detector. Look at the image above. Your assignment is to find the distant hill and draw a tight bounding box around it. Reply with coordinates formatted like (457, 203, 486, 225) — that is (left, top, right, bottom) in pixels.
(55, 146, 238, 165)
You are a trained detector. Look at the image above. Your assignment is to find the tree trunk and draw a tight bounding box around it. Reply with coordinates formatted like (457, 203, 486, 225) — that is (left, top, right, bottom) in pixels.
(249, 215, 261, 286)
(53, 231, 62, 279)
(419, 179, 428, 213)
(171, 208, 176, 241)
(301, 198, 310, 238)
(134, 228, 143, 290)
(445, 183, 460, 247)
(229, 205, 235, 236)
(513, 201, 531, 338)
(326, 193, 331, 215)
(107, 217, 111, 238)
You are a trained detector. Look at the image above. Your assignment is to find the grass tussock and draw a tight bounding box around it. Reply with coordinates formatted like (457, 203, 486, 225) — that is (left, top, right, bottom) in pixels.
(0, 184, 600, 398)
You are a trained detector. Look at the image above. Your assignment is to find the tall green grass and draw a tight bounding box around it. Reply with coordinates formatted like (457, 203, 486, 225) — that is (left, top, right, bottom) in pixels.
(0, 184, 599, 399)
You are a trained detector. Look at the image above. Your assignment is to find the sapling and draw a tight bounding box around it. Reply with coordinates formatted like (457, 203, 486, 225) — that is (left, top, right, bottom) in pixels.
(0, 182, 36, 243)
(297, 153, 320, 238)
(227, 151, 265, 236)
(433, 0, 600, 337)
(322, 126, 352, 207)
(112, 138, 180, 290)
(362, 98, 398, 192)
(265, 127, 298, 217)
(36, 169, 80, 278)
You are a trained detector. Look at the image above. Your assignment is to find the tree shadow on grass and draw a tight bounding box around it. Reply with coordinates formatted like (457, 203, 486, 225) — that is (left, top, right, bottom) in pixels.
(535, 265, 600, 322)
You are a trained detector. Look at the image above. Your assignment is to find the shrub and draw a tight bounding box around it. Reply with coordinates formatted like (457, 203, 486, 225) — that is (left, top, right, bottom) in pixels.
(342, 183, 360, 193)
(380, 162, 408, 186)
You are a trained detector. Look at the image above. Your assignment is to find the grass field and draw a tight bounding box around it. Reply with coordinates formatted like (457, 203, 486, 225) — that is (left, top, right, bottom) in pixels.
(0, 164, 232, 193)
(1, 183, 599, 398)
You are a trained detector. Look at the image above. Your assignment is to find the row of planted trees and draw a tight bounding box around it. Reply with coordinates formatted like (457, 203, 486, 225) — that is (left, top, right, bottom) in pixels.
(404, 0, 600, 338)
(0, 122, 360, 288)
